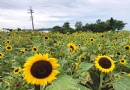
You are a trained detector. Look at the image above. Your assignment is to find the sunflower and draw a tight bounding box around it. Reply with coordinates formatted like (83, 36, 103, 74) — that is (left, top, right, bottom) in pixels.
(0, 52, 4, 59)
(0, 36, 2, 39)
(115, 37, 118, 40)
(97, 44, 102, 50)
(5, 45, 12, 51)
(19, 50, 25, 54)
(67, 43, 77, 55)
(113, 43, 116, 46)
(95, 55, 115, 73)
(127, 73, 130, 76)
(90, 38, 94, 42)
(106, 50, 110, 54)
(6, 40, 11, 44)
(119, 59, 127, 65)
(116, 52, 121, 56)
(44, 36, 49, 40)
(23, 53, 60, 85)
(13, 67, 22, 74)
(101, 34, 105, 38)
(32, 47, 38, 52)
(124, 45, 130, 50)
(98, 44, 101, 48)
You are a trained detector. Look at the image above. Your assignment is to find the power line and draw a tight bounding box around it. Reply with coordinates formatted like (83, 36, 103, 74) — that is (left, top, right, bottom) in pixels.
(27, 6, 34, 31)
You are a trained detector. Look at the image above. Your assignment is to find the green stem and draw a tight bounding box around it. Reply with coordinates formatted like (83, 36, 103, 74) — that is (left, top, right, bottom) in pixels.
(98, 72, 103, 90)
(35, 85, 40, 90)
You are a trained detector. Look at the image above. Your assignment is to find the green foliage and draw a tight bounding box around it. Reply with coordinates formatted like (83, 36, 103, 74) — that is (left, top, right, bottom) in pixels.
(52, 18, 126, 33)
(0, 31, 130, 90)
(113, 76, 130, 90)
(46, 74, 90, 90)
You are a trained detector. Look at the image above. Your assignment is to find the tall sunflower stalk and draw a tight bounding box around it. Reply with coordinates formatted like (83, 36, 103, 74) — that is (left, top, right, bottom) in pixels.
(95, 55, 115, 89)
(98, 72, 104, 90)
(35, 85, 40, 90)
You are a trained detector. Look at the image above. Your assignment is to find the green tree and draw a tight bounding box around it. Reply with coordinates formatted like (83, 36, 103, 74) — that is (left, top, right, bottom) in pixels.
(52, 26, 62, 32)
(106, 17, 126, 31)
(115, 20, 127, 31)
(75, 21, 83, 31)
(62, 22, 70, 29)
(107, 17, 115, 30)
(62, 22, 75, 34)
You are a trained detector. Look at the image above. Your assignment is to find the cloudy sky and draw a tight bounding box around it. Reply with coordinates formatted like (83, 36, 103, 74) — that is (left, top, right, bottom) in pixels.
(0, 0, 130, 30)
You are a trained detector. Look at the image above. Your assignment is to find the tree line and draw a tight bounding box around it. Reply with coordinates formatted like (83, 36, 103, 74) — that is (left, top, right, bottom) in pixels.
(52, 17, 127, 33)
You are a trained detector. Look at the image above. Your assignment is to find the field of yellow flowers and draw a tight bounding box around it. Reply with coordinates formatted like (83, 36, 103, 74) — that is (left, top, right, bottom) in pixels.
(0, 30, 130, 90)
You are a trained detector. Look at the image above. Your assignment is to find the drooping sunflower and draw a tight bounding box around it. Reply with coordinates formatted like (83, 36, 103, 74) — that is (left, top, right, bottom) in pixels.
(124, 45, 130, 50)
(13, 67, 22, 74)
(95, 55, 115, 73)
(5, 45, 12, 51)
(67, 43, 77, 55)
(23, 53, 60, 85)
(119, 59, 127, 65)
(0, 52, 4, 59)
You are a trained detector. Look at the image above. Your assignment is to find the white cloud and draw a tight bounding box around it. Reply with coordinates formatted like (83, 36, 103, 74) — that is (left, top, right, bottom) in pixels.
(0, 0, 130, 30)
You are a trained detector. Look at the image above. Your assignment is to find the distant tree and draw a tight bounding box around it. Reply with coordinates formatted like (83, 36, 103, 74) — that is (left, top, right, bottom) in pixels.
(75, 21, 83, 31)
(106, 17, 116, 31)
(52, 18, 126, 33)
(82, 23, 89, 31)
(52, 26, 62, 32)
(87, 23, 98, 32)
(96, 20, 108, 32)
(96, 19, 101, 24)
(62, 22, 74, 34)
(106, 17, 126, 31)
(115, 20, 127, 31)
(17, 28, 21, 31)
(6, 28, 13, 32)
(62, 22, 70, 29)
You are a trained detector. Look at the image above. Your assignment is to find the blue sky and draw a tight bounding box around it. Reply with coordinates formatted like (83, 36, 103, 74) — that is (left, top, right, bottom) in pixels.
(0, 0, 130, 30)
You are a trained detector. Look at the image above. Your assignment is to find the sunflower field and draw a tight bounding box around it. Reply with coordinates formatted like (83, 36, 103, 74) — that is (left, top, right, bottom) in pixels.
(0, 30, 130, 90)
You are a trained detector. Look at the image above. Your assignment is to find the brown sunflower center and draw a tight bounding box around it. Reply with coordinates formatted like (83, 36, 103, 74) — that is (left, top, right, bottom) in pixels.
(7, 41, 10, 43)
(125, 46, 129, 50)
(121, 60, 124, 63)
(91, 39, 93, 41)
(117, 52, 120, 55)
(45, 36, 48, 39)
(98, 58, 112, 69)
(7, 46, 11, 49)
(0, 54, 2, 56)
(15, 69, 19, 72)
(70, 46, 74, 52)
(31, 60, 52, 79)
(33, 48, 37, 51)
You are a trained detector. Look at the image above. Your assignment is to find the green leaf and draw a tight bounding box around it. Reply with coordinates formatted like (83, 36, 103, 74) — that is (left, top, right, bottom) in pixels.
(77, 63, 93, 73)
(46, 74, 89, 90)
(113, 76, 130, 90)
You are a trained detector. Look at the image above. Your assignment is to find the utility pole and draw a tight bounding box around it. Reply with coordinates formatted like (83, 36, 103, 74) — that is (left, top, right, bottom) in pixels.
(28, 6, 35, 31)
